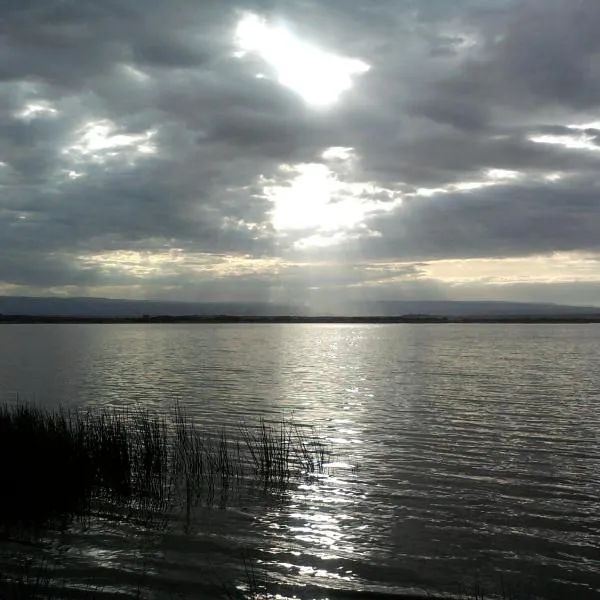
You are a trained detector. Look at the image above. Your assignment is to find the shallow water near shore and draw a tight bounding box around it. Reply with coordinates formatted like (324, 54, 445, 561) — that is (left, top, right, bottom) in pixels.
(1, 323, 599, 599)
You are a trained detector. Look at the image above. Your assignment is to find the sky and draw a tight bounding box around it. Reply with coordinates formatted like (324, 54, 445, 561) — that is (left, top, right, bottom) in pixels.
(1, 0, 600, 308)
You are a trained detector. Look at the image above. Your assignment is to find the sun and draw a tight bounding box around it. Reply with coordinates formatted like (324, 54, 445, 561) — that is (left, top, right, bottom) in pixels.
(235, 14, 370, 107)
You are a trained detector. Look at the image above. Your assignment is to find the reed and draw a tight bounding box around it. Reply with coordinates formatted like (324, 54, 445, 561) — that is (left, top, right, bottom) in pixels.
(0, 402, 329, 536)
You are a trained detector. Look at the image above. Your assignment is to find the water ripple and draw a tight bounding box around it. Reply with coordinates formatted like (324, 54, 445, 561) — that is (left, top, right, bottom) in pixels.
(0, 323, 599, 599)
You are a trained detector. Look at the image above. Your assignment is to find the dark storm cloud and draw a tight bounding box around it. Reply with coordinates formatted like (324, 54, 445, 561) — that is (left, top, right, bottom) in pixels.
(0, 0, 599, 300)
(0, 1, 231, 85)
(417, 0, 600, 128)
(0, 0, 344, 293)
(356, 126, 600, 188)
(352, 175, 600, 262)
(0, 250, 99, 287)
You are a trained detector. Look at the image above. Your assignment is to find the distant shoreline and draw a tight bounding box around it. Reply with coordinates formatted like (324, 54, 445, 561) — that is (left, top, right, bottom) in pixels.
(1, 315, 600, 324)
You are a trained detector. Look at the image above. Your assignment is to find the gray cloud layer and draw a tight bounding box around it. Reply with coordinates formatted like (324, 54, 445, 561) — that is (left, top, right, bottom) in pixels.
(1, 0, 599, 303)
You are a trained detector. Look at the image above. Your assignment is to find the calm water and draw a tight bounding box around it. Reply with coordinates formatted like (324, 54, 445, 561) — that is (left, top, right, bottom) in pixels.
(1, 323, 599, 599)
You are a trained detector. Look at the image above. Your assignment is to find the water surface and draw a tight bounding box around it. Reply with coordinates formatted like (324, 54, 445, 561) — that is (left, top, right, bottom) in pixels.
(1, 323, 599, 599)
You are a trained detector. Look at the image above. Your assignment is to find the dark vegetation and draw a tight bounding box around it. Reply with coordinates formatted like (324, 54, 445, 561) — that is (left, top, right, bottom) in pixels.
(0, 402, 328, 539)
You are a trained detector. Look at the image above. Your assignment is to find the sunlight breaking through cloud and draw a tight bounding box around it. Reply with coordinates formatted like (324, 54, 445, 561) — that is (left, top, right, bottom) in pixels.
(2, 0, 600, 306)
(235, 13, 370, 106)
(530, 133, 600, 152)
(261, 156, 398, 250)
(63, 120, 157, 165)
(15, 101, 58, 120)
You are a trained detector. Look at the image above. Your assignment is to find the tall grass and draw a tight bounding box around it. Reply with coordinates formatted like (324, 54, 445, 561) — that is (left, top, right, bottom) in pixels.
(241, 420, 328, 483)
(0, 402, 329, 537)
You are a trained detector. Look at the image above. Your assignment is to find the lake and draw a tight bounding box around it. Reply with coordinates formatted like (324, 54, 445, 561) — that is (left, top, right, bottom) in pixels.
(0, 323, 599, 599)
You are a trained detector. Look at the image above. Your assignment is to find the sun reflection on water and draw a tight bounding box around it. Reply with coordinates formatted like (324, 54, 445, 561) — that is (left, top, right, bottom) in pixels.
(257, 473, 368, 591)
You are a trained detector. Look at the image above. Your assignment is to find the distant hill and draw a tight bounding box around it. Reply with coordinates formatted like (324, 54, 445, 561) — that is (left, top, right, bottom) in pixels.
(0, 295, 599, 318)
(0, 296, 306, 317)
(340, 300, 600, 317)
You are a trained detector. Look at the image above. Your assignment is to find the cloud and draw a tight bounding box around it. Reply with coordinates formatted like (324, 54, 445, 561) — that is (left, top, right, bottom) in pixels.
(417, 0, 600, 124)
(0, 0, 598, 305)
(352, 174, 600, 262)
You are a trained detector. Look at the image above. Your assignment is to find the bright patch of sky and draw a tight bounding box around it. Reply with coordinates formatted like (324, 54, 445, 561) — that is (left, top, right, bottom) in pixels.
(424, 252, 600, 284)
(262, 147, 399, 249)
(15, 101, 58, 120)
(235, 13, 370, 107)
(63, 120, 157, 166)
(415, 169, 522, 197)
(530, 130, 600, 152)
(265, 163, 364, 231)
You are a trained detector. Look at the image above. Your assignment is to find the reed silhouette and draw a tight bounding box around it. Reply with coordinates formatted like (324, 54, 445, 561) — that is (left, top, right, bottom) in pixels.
(0, 402, 329, 538)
